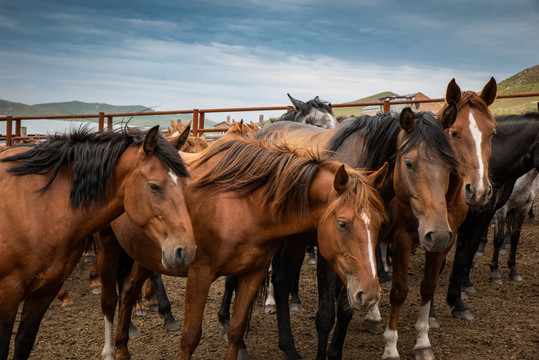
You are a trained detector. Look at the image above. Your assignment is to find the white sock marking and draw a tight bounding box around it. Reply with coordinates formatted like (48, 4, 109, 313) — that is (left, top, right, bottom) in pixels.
(382, 327, 399, 359)
(414, 302, 432, 350)
(102, 316, 116, 360)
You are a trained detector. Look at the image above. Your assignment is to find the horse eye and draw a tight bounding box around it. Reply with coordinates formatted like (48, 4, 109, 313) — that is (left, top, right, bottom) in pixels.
(450, 130, 459, 138)
(337, 220, 348, 230)
(405, 160, 413, 169)
(148, 183, 161, 193)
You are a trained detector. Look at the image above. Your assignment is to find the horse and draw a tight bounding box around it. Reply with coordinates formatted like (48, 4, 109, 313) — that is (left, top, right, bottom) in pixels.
(489, 168, 539, 283)
(0, 125, 196, 360)
(167, 120, 209, 152)
(446, 110, 539, 321)
(272, 93, 339, 129)
(256, 77, 497, 360)
(95, 135, 388, 360)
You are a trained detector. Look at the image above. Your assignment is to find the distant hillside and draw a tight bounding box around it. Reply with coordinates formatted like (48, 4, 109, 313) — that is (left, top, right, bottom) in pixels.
(332, 91, 398, 118)
(0, 99, 69, 117)
(490, 64, 539, 115)
(34, 101, 151, 115)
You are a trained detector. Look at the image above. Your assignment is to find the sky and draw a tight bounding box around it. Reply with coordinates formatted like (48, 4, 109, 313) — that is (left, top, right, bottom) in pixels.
(1, 0, 538, 123)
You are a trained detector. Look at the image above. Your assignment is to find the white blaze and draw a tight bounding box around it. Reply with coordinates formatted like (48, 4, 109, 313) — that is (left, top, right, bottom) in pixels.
(169, 170, 178, 185)
(469, 112, 484, 190)
(361, 211, 376, 278)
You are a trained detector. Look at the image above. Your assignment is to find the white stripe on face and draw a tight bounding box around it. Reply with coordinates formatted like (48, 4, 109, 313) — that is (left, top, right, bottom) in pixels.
(468, 111, 485, 190)
(361, 211, 376, 278)
(169, 171, 178, 185)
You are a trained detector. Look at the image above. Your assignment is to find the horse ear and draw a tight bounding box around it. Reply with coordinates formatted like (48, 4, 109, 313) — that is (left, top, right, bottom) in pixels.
(143, 125, 160, 156)
(399, 107, 416, 133)
(368, 162, 388, 190)
(446, 78, 461, 104)
(170, 120, 176, 128)
(186, 120, 192, 127)
(288, 93, 308, 112)
(480, 77, 497, 106)
(174, 125, 190, 151)
(333, 164, 349, 194)
(440, 101, 458, 129)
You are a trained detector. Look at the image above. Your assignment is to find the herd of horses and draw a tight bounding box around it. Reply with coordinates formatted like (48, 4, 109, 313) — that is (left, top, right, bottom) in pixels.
(0, 78, 538, 360)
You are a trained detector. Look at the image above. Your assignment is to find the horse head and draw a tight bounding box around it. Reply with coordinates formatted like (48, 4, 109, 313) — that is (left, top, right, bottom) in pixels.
(442, 77, 497, 206)
(278, 94, 339, 129)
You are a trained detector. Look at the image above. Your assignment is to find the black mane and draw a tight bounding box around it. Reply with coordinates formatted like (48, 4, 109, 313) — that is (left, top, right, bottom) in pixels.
(327, 111, 457, 170)
(1, 127, 188, 210)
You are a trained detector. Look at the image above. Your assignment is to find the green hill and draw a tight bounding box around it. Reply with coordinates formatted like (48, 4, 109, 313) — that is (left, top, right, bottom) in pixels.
(490, 64, 539, 115)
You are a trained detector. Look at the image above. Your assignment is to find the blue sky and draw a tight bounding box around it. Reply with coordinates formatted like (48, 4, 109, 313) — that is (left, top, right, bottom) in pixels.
(1, 0, 538, 122)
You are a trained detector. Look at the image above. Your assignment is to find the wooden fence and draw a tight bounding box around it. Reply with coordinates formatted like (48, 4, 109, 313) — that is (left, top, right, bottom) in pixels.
(1, 92, 538, 146)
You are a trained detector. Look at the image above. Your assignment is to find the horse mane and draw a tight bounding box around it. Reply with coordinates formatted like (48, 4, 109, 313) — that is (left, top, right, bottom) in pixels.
(327, 111, 457, 169)
(0, 126, 188, 210)
(190, 136, 385, 221)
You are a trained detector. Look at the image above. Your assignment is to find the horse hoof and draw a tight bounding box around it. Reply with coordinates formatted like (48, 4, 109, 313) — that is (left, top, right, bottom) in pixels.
(509, 271, 523, 281)
(133, 309, 146, 317)
(128, 328, 141, 339)
(290, 303, 304, 312)
(489, 276, 502, 285)
(365, 319, 383, 334)
(380, 279, 392, 288)
(428, 317, 440, 328)
(264, 305, 276, 314)
(414, 347, 435, 360)
(460, 291, 468, 300)
(149, 304, 159, 312)
(452, 310, 474, 321)
(463, 286, 476, 294)
(308, 257, 317, 265)
(237, 348, 249, 360)
(61, 304, 74, 311)
(84, 254, 96, 263)
(90, 286, 101, 295)
(164, 320, 181, 332)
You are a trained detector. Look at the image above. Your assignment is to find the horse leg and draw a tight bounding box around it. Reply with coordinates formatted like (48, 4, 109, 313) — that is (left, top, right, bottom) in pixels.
(0, 292, 22, 360)
(413, 251, 448, 360)
(307, 245, 317, 264)
(144, 277, 158, 312)
(315, 256, 337, 360)
(180, 267, 215, 360)
(489, 207, 507, 284)
(377, 243, 392, 286)
(218, 275, 238, 341)
(326, 279, 353, 360)
(382, 233, 413, 360)
(500, 210, 513, 254)
(264, 268, 276, 313)
(226, 268, 269, 360)
(427, 259, 444, 329)
(273, 241, 306, 359)
(57, 283, 74, 310)
(13, 288, 60, 360)
(94, 226, 122, 360)
(90, 255, 102, 294)
(289, 259, 304, 311)
(115, 262, 152, 360)
(149, 271, 181, 331)
(507, 210, 526, 281)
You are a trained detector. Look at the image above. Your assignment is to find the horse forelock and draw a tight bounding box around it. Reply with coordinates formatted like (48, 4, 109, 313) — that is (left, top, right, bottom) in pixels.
(322, 164, 387, 223)
(190, 136, 324, 218)
(397, 112, 458, 168)
(0, 127, 188, 210)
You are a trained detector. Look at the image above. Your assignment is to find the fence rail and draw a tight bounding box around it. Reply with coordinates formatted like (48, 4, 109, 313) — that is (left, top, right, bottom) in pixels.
(1, 92, 538, 146)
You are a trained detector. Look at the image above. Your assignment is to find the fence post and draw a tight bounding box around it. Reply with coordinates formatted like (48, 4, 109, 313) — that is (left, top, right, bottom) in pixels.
(192, 109, 199, 137)
(6, 116, 13, 147)
(107, 116, 113, 131)
(383, 100, 390, 113)
(97, 112, 104, 131)
(198, 112, 205, 136)
(15, 119, 21, 143)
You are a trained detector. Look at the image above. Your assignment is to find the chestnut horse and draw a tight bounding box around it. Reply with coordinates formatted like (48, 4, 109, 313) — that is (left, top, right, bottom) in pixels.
(96, 135, 388, 360)
(0, 126, 196, 360)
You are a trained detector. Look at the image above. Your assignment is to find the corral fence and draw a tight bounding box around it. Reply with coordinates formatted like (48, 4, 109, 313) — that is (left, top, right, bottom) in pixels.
(1, 92, 538, 147)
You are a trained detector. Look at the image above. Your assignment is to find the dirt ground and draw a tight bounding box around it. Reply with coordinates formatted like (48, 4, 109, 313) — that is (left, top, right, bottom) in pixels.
(12, 205, 539, 359)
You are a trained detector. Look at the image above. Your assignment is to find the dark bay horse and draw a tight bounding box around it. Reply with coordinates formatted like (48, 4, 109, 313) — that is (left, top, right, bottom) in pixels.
(273, 93, 339, 129)
(96, 135, 388, 360)
(446, 110, 539, 321)
(0, 126, 196, 360)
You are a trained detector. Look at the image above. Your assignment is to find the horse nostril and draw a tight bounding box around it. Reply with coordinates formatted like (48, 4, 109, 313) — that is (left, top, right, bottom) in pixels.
(356, 291, 365, 306)
(464, 183, 473, 197)
(487, 184, 493, 199)
(174, 246, 184, 265)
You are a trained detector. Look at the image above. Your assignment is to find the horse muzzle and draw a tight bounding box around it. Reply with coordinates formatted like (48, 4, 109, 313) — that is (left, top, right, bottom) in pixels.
(420, 228, 453, 253)
(464, 182, 493, 206)
(162, 242, 196, 269)
(346, 277, 380, 310)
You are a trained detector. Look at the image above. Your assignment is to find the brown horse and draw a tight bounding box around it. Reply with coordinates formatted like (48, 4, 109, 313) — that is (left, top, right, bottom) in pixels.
(0, 126, 196, 360)
(96, 135, 388, 360)
(381, 77, 496, 360)
(167, 120, 209, 153)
